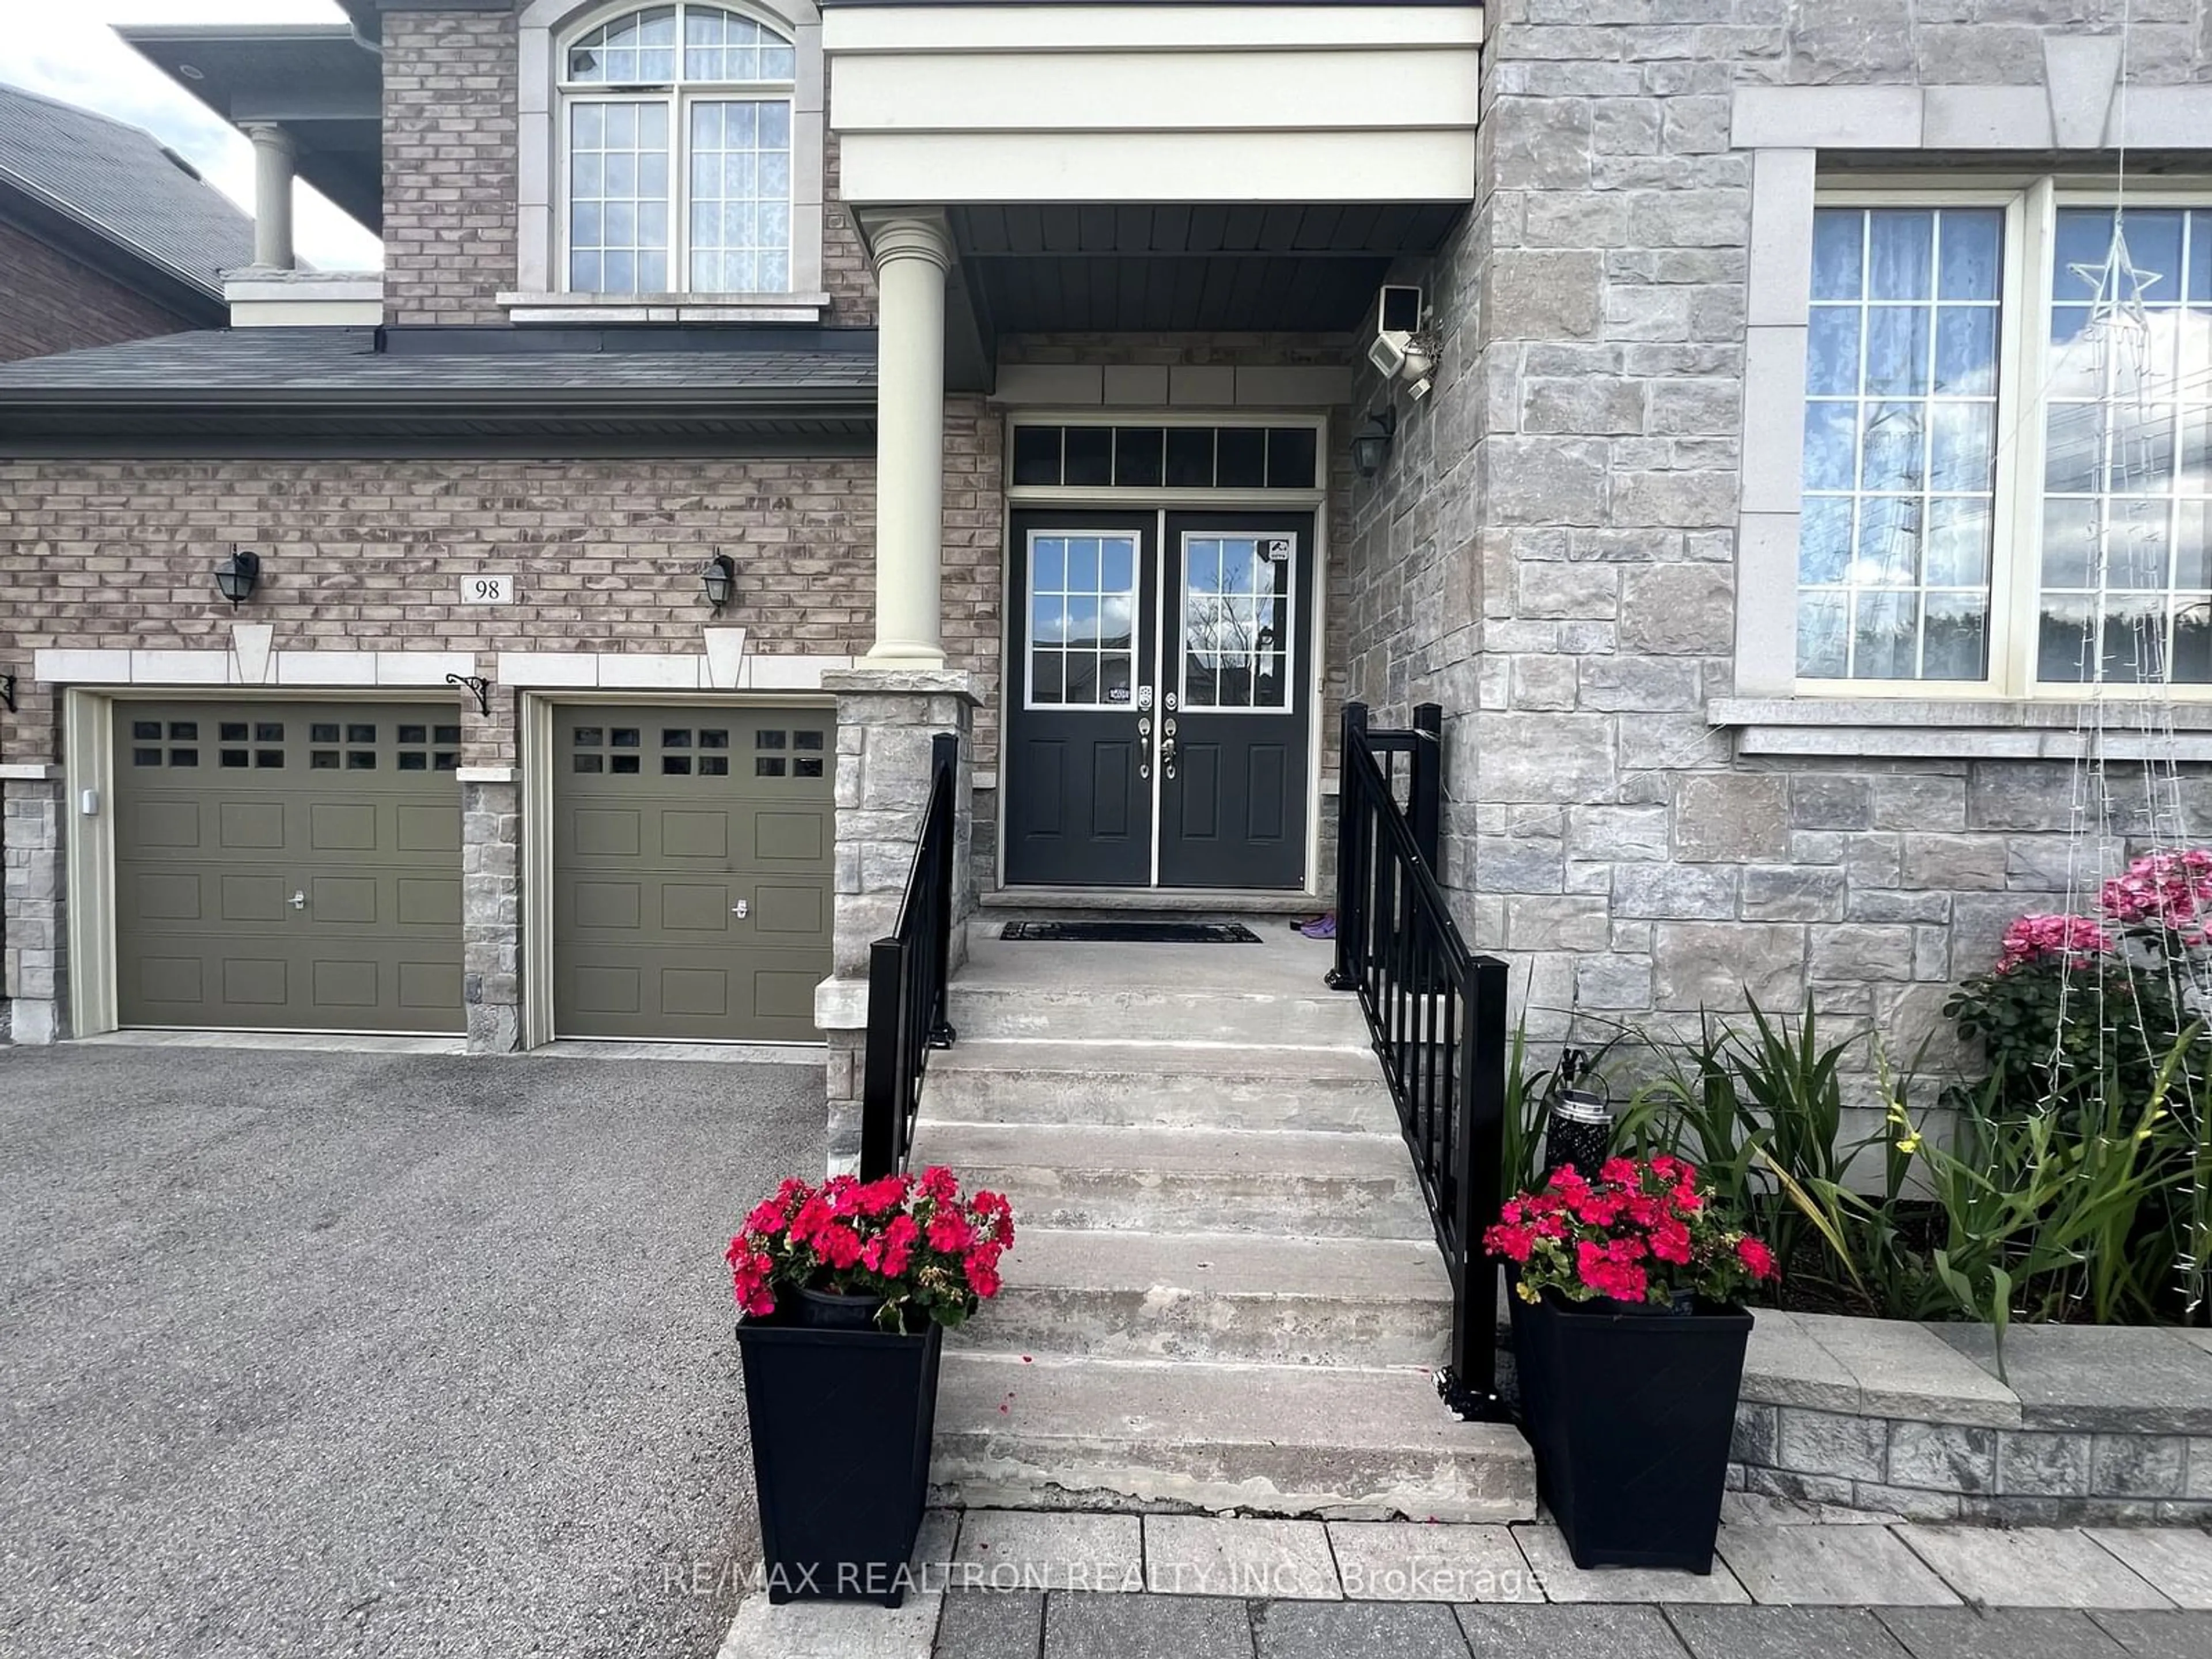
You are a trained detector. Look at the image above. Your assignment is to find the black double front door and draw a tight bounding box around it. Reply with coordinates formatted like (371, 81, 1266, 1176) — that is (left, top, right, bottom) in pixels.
(1005, 509, 1314, 889)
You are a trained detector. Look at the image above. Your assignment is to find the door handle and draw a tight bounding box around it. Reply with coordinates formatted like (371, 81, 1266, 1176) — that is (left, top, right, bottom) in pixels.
(1137, 713, 1152, 781)
(1160, 734, 1177, 781)
(289, 889, 307, 910)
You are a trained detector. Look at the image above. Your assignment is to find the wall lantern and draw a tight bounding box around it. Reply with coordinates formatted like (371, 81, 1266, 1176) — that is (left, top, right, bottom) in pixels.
(214, 548, 262, 608)
(1351, 406, 1399, 480)
(699, 552, 737, 612)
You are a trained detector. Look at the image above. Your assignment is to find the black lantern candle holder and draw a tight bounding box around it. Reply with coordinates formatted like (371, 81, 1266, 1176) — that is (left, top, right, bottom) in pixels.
(1543, 1048, 1612, 1183)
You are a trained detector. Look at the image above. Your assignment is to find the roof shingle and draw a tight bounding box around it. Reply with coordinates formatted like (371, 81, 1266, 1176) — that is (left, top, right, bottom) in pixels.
(0, 81, 256, 297)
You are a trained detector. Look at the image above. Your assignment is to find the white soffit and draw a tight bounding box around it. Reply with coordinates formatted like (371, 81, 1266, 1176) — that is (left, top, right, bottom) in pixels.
(824, 4, 1482, 206)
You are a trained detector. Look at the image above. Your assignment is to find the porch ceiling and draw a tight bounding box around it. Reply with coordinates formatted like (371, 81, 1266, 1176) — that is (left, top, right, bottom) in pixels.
(952, 202, 1462, 335)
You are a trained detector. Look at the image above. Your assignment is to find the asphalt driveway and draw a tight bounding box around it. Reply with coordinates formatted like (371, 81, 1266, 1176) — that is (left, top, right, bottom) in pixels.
(0, 1043, 823, 1659)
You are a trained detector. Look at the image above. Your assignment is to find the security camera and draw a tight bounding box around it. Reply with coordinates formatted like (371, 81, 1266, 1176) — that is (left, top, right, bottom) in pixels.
(1368, 329, 1411, 378)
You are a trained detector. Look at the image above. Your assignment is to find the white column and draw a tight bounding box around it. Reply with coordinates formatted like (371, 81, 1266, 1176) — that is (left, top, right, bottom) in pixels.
(243, 123, 297, 271)
(866, 213, 955, 667)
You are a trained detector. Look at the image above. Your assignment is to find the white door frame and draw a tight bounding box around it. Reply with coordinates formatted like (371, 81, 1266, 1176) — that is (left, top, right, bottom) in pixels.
(998, 409, 1333, 895)
(63, 685, 471, 1039)
(518, 688, 838, 1050)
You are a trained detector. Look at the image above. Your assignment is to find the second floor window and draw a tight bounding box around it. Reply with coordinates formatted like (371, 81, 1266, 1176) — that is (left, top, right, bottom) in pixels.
(561, 3, 795, 296)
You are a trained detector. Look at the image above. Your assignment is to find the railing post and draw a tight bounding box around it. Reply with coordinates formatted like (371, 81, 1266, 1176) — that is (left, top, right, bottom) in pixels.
(1325, 702, 1368, 991)
(927, 732, 958, 1048)
(1441, 955, 1511, 1422)
(859, 936, 906, 1181)
(1410, 702, 1443, 878)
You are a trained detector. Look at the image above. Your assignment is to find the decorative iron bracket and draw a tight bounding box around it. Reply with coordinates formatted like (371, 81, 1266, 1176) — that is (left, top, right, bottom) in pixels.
(445, 673, 493, 718)
(0, 673, 14, 714)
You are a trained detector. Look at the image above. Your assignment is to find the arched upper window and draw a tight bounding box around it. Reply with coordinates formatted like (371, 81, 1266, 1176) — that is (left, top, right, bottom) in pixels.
(559, 3, 796, 296)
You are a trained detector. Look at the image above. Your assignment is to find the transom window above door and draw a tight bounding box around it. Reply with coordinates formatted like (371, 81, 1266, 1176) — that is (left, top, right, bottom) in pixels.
(559, 3, 795, 296)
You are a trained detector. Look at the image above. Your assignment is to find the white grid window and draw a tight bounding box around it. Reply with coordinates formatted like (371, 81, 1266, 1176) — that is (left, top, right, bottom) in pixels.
(567, 101, 670, 296)
(2039, 207, 2212, 685)
(559, 3, 794, 297)
(688, 100, 793, 294)
(1028, 534, 1138, 710)
(1793, 183, 2212, 699)
(1182, 536, 1292, 711)
(1798, 206, 2003, 682)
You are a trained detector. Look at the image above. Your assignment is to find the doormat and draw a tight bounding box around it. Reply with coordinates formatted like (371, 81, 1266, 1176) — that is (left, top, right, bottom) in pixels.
(999, 921, 1263, 944)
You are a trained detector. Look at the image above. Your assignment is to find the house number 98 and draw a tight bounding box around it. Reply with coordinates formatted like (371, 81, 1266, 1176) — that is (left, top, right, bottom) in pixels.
(459, 575, 515, 605)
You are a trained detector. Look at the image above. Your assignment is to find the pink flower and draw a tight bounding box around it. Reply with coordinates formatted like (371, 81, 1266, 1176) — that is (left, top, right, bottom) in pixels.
(2099, 850, 2212, 937)
(1996, 912, 2114, 974)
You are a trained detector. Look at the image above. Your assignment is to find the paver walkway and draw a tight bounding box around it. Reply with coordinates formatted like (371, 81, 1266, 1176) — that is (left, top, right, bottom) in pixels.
(718, 1505, 2212, 1658)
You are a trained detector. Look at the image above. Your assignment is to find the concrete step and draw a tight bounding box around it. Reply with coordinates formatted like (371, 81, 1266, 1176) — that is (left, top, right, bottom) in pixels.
(919, 1040, 1397, 1134)
(929, 1350, 1536, 1522)
(946, 983, 1371, 1046)
(955, 1228, 1453, 1368)
(913, 1122, 1436, 1240)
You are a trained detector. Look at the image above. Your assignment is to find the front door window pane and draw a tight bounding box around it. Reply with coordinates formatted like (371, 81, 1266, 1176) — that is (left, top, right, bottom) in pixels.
(2036, 207, 2212, 684)
(1796, 205, 2003, 681)
(1183, 536, 1292, 711)
(1028, 535, 1139, 709)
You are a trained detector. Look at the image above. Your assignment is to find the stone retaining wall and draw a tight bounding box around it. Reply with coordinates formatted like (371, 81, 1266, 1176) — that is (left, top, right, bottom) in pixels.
(1729, 1310, 2212, 1525)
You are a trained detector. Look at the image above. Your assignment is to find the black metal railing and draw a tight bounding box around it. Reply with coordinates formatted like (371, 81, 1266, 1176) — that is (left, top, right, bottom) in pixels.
(859, 733, 959, 1180)
(1327, 702, 1510, 1422)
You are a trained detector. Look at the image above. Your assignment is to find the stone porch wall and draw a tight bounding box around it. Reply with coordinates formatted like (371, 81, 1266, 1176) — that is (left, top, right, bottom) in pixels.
(1339, 1, 2212, 1087)
(379, 7, 876, 325)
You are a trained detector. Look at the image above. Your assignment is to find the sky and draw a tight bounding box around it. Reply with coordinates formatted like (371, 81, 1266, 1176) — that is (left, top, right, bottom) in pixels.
(2, 0, 384, 268)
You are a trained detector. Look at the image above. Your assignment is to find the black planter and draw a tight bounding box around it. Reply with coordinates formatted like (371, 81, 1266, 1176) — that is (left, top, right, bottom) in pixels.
(1509, 1287, 1751, 1574)
(734, 1312, 944, 1605)
(796, 1283, 885, 1329)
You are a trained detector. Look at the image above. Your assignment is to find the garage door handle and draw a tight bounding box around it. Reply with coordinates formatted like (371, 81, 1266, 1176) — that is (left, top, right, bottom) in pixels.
(289, 890, 307, 910)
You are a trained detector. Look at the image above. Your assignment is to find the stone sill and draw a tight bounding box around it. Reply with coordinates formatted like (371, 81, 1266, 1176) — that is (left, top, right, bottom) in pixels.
(0, 763, 59, 781)
(1711, 697, 2212, 762)
(497, 290, 831, 325)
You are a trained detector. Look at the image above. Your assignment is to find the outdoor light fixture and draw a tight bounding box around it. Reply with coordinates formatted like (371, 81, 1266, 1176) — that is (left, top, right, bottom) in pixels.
(1351, 406, 1398, 480)
(214, 548, 262, 608)
(700, 552, 737, 612)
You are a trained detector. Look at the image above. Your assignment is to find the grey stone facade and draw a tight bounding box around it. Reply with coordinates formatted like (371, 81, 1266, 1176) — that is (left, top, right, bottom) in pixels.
(1340, 1, 2212, 1077)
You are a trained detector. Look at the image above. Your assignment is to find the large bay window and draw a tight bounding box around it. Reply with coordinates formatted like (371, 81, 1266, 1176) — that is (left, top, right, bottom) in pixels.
(560, 2, 795, 296)
(1796, 184, 2212, 696)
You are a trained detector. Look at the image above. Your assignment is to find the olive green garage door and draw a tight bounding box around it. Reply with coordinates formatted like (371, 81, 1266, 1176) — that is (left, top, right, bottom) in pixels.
(552, 705, 833, 1043)
(112, 702, 464, 1032)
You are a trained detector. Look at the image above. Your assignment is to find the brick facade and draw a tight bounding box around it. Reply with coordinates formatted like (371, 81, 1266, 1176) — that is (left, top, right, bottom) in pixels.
(1340, 0, 2212, 1091)
(379, 7, 877, 326)
(382, 9, 520, 327)
(0, 218, 209, 362)
(0, 455, 880, 762)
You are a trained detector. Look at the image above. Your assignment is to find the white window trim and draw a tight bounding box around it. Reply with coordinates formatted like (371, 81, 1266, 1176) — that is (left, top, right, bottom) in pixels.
(511, 0, 827, 323)
(1736, 155, 2212, 708)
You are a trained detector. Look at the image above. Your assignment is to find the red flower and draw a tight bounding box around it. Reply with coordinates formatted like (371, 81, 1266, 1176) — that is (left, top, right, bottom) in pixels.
(744, 1199, 788, 1236)
(964, 1246, 1003, 1298)
(918, 1165, 959, 1204)
(1736, 1237, 1778, 1280)
(1650, 1218, 1693, 1264)
(927, 1210, 976, 1253)
(857, 1174, 911, 1217)
(1599, 1156, 1639, 1186)
(816, 1223, 865, 1270)
(1484, 1221, 1536, 1263)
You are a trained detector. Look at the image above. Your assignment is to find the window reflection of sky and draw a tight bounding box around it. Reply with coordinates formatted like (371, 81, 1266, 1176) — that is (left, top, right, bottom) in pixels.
(1029, 534, 1138, 708)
